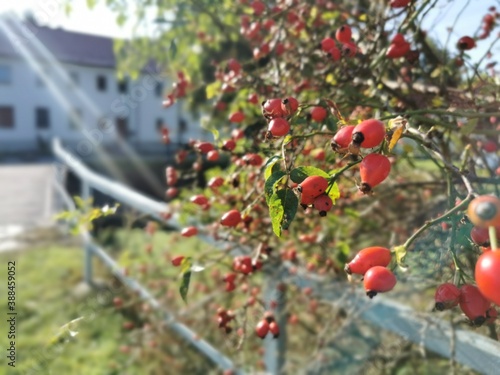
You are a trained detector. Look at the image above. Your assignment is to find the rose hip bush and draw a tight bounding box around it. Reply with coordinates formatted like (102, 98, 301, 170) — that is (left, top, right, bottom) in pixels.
(83, 0, 500, 372)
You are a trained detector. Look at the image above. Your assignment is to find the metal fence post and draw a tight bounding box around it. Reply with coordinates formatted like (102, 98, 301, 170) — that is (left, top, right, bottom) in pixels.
(263, 269, 286, 374)
(81, 180, 93, 285)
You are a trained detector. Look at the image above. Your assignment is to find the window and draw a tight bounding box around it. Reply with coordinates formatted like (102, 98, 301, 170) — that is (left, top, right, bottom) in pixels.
(69, 108, 82, 129)
(36, 107, 50, 129)
(155, 82, 163, 97)
(0, 65, 11, 84)
(116, 117, 128, 138)
(97, 75, 107, 91)
(117, 79, 128, 93)
(0, 106, 14, 128)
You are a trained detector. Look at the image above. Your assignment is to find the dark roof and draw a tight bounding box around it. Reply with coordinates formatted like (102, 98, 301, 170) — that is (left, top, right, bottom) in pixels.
(0, 16, 116, 68)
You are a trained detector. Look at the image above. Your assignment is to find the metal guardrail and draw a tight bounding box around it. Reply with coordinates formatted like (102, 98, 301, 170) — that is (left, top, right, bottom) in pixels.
(286, 269, 500, 375)
(52, 138, 241, 374)
(52, 138, 500, 375)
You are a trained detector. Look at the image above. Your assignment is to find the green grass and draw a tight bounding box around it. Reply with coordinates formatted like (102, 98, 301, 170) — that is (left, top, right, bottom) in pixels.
(0, 242, 126, 375)
(0, 228, 224, 375)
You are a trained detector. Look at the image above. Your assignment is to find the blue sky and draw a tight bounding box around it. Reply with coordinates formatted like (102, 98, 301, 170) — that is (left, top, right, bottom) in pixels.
(0, 0, 498, 65)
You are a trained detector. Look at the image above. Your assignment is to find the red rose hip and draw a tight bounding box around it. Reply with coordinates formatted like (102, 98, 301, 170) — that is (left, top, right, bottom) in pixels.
(344, 246, 392, 275)
(359, 153, 391, 194)
(363, 266, 397, 298)
(220, 209, 242, 227)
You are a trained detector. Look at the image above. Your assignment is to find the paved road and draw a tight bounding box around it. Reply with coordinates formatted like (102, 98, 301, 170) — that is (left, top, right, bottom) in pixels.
(0, 164, 57, 251)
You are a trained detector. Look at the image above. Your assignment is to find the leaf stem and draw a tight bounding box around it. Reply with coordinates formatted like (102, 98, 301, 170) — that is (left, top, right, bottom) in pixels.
(329, 159, 362, 184)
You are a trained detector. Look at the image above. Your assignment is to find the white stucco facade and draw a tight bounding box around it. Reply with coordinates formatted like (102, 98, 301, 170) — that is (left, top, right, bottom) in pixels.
(0, 20, 206, 156)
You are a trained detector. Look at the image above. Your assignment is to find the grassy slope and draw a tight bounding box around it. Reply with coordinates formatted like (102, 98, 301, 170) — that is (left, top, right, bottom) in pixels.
(0, 229, 221, 375)
(0, 243, 125, 375)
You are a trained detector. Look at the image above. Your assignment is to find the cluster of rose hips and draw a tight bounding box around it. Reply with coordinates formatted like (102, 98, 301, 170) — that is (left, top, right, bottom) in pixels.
(256, 96, 299, 138)
(216, 307, 235, 335)
(255, 312, 280, 339)
(320, 24, 358, 61)
(162, 71, 189, 108)
(386, 33, 415, 60)
(165, 166, 179, 199)
(454, 10, 498, 52)
(233, 255, 263, 276)
(296, 176, 332, 215)
(478, 7, 499, 40)
(331, 118, 392, 194)
(434, 283, 497, 327)
(344, 246, 396, 298)
(162, 128, 255, 200)
(470, 224, 500, 249)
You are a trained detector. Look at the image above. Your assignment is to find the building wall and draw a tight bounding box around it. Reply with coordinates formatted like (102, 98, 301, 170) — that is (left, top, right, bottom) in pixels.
(0, 55, 206, 154)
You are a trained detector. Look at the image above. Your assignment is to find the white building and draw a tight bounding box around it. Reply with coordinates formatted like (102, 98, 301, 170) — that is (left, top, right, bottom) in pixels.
(0, 15, 204, 159)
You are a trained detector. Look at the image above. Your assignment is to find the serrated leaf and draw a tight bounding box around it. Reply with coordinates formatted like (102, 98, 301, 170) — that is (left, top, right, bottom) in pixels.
(460, 118, 478, 135)
(179, 257, 193, 303)
(393, 245, 408, 271)
(327, 181, 340, 202)
(265, 171, 286, 203)
(205, 81, 221, 100)
(179, 271, 191, 303)
(264, 156, 282, 180)
(269, 189, 298, 237)
(290, 166, 329, 184)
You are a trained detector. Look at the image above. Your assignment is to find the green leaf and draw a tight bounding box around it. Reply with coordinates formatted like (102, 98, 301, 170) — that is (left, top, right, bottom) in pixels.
(179, 257, 192, 303)
(327, 181, 340, 202)
(73, 196, 86, 209)
(179, 271, 191, 303)
(393, 245, 408, 271)
(265, 171, 286, 203)
(205, 81, 221, 100)
(335, 241, 350, 264)
(283, 135, 293, 146)
(264, 156, 282, 180)
(325, 116, 338, 132)
(269, 189, 298, 237)
(460, 118, 478, 135)
(201, 117, 219, 141)
(290, 166, 329, 184)
(49, 316, 85, 346)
